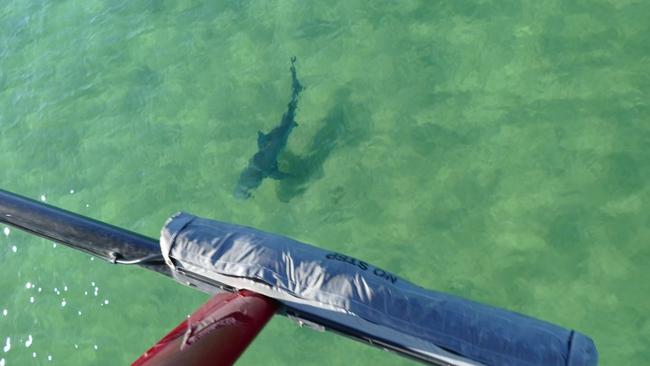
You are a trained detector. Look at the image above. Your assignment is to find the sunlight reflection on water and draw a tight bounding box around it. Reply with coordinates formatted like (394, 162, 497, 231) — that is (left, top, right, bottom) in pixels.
(1, 223, 116, 364)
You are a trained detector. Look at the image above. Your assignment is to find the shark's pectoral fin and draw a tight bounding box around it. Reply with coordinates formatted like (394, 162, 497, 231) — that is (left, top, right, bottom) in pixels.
(257, 131, 269, 148)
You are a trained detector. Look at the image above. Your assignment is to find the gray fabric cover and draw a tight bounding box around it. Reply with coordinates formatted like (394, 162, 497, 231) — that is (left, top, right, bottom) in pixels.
(160, 212, 597, 366)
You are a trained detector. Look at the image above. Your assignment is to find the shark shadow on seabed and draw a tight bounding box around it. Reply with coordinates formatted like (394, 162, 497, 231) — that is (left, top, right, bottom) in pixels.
(275, 88, 368, 202)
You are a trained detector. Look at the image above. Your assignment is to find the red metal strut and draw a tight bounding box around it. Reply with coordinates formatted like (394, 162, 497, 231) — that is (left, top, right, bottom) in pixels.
(133, 290, 278, 366)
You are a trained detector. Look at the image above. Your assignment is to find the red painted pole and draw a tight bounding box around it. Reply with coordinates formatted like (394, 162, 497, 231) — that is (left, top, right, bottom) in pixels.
(132, 290, 278, 366)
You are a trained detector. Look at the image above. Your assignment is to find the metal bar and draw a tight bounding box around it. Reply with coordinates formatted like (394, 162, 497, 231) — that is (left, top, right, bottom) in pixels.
(0, 188, 169, 275)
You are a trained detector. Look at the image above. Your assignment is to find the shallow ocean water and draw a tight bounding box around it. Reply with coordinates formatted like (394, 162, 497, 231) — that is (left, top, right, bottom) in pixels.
(1, 0, 649, 365)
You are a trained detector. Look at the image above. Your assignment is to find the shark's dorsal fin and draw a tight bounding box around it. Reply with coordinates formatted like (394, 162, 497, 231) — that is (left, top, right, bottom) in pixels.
(267, 161, 290, 180)
(257, 131, 268, 148)
(269, 168, 291, 180)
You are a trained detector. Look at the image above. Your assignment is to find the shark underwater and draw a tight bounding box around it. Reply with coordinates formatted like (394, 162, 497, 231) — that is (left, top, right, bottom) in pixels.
(234, 57, 304, 199)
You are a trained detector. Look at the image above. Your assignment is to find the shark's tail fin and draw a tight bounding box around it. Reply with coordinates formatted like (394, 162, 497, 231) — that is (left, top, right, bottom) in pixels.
(290, 56, 303, 98)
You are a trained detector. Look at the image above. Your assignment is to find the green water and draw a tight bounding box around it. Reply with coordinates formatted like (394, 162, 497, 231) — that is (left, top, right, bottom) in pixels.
(1, 0, 648, 365)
